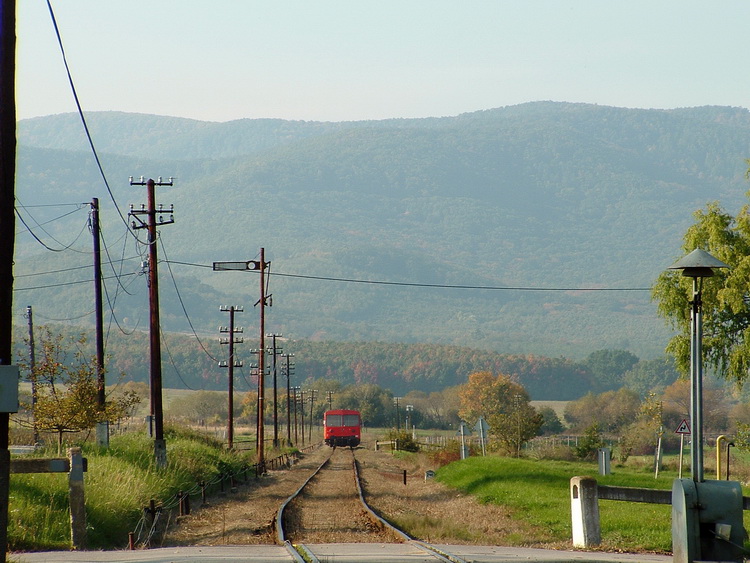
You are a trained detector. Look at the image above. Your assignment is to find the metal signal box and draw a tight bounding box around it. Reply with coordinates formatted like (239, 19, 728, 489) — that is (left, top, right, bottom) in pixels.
(672, 478, 745, 563)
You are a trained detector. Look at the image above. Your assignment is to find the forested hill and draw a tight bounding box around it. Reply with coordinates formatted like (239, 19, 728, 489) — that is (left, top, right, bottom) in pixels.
(13, 327, 665, 401)
(14, 103, 750, 366)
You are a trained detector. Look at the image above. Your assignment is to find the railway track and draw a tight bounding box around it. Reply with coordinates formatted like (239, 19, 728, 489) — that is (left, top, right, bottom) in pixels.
(276, 446, 468, 563)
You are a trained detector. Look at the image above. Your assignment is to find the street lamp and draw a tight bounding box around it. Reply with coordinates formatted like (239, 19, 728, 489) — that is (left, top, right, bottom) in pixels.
(668, 248, 745, 563)
(667, 248, 729, 482)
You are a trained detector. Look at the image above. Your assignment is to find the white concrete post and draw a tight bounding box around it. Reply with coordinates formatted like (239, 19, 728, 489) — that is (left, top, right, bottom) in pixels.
(570, 476, 600, 547)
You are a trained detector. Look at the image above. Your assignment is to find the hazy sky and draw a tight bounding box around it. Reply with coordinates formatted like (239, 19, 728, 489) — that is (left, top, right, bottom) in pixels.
(16, 1, 750, 123)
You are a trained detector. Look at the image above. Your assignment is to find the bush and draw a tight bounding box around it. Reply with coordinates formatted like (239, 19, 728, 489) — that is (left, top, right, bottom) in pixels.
(574, 424, 605, 461)
(387, 430, 420, 452)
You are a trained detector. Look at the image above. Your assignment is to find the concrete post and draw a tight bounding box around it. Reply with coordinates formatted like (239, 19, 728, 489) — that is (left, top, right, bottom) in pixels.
(570, 476, 600, 547)
(67, 448, 86, 549)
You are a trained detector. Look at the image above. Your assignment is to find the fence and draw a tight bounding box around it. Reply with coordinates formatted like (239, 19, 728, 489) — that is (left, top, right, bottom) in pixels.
(130, 442, 321, 549)
(569, 475, 750, 548)
(10, 447, 87, 549)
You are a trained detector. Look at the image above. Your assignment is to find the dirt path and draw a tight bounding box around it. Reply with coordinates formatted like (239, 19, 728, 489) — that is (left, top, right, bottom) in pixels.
(161, 440, 551, 548)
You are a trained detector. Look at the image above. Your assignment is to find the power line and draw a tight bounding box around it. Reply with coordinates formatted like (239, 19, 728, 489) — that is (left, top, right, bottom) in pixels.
(44, 0, 135, 236)
(14, 271, 139, 292)
(14, 206, 90, 253)
(159, 239, 219, 363)
(163, 259, 651, 293)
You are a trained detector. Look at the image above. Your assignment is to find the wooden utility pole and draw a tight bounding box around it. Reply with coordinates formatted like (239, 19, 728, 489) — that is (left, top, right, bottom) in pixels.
(91, 199, 104, 405)
(257, 247, 268, 468)
(219, 306, 243, 449)
(0, 1, 16, 559)
(91, 199, 108, 447)
(25, 306, 37, 444)
(267, 333, 282, 447)
(129, 177, 174, 467)
(281, 353, 294, 446)
(212, 251, 270, 467)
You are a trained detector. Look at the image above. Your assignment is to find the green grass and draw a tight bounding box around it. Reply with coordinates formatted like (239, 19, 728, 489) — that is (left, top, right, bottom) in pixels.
(435, 456, 680, 552)
(9, 426, 257, 551)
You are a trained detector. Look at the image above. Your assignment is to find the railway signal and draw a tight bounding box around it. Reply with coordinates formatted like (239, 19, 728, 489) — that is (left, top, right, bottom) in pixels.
(213, 249, 271, 470)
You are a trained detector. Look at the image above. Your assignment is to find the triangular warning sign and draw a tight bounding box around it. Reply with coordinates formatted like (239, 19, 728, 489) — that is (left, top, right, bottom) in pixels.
(675, 419, 690, 434)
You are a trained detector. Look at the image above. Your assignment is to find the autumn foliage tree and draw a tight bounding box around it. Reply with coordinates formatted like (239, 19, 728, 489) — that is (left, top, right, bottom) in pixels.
(458, 371, 542, 456)
(22, 328, 140, 453)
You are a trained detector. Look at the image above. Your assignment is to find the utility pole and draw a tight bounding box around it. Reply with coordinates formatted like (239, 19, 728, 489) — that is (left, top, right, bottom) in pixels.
(213, 253, 270, 466)
(281, 353, 294, 446)
(256, 248, 270, 468)
(90, 198, 108, 447)
(24, 306, 37, 444)
(266, 333, 282, 448)
(394, 397, 402, 432)
(129, 176, 175, 468)
(299, 389, 306, 446)
(219, 306, 243, 450)
(0, 2, 17, 559)
(326, 390, 334, 410)
(308, 389, 318, 443)
(292, 386, 300, 446)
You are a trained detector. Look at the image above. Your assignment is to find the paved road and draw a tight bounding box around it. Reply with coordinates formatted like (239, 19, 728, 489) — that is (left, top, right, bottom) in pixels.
(10, 544, 672, 563)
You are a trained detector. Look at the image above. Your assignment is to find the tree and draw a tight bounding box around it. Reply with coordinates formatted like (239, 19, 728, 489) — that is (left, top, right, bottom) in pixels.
(652, 192, 750, 386)
(564, 388, 641, 434)
(21, 328, 140, 453)
(537, 406, 564, 435)
(584, 349, 639, 392)
(167, 390, 227, 425)
(622, 356, 679, 398)
(458, 371, 542, 456)
(660, 379, 732, 434)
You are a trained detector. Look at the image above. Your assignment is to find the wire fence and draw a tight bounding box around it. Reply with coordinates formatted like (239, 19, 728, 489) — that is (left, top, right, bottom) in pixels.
(129, 442, 321, 549)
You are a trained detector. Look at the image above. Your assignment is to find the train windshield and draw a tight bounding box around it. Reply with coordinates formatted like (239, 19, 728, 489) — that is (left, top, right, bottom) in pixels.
(326, 413, 360, 427)
(326, 414, 343, 426)
(342, 414, 359, 427)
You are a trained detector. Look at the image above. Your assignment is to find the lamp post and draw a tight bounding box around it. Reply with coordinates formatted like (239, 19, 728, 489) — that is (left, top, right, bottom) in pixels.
(668, 249, 745, 563)
(668, 248, 729, 482)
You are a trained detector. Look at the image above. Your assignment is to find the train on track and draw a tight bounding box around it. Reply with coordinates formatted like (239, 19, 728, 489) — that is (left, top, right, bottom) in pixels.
(323, 409, 361, 447)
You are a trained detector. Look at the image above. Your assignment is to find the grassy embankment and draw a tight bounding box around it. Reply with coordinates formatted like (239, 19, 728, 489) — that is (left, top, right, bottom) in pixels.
(435, 453, 750, 554)
(8, 427, 261, 552)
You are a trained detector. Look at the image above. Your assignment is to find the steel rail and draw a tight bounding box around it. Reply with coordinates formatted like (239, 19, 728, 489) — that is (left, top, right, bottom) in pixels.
(276, 447, 467, 563)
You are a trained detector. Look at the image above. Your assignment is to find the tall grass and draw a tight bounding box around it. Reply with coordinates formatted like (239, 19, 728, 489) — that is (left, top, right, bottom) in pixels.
(9, 426, 255, 551)
(435, 456, 682, 552)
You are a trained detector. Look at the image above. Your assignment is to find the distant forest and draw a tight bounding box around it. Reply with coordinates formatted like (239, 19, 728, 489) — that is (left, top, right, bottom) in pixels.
(13, 324, 679, 401)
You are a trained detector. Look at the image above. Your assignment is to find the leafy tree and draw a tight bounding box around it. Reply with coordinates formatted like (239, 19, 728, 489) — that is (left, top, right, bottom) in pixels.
(574, 423, 606, 461)
(584, 349, 639, 392)
(564, 388, 641, 434)
(620, 393, 664, 460)
(458, 371, 542, 456)
(660, 379, 732, 434)
(337, 383, 393, 427)
(21, 328, 140, 453)
(537, 406, 565, 435)
(652, 195, 750, 385)
(622, 356, 679, 398)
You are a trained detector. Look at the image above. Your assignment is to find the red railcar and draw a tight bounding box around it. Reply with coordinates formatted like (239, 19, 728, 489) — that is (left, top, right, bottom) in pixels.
(323, 409, 361, 447)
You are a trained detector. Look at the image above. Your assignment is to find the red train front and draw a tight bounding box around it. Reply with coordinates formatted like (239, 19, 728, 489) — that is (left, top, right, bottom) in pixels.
(323, 409, 361, 447)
